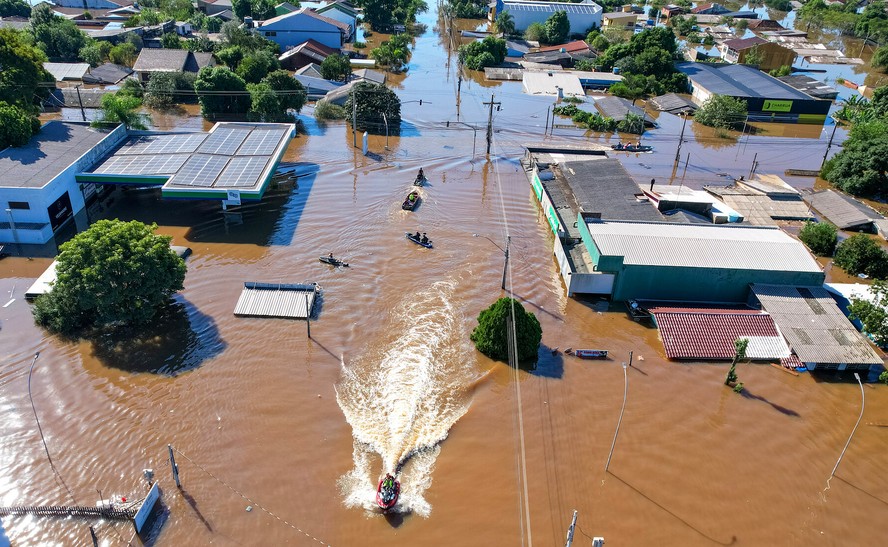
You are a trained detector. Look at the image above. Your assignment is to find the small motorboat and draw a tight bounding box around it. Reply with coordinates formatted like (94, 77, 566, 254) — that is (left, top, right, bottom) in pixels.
(569, 349, 608, 359)
(626, 300, 650, 322)
(611, 143, 653, 153)
(319, 255, 348, 267)
(413, 170, 426, 186)
(376, 473, 400, 511)
(406, 232, 433, 248)
(402, 191, 420, 211)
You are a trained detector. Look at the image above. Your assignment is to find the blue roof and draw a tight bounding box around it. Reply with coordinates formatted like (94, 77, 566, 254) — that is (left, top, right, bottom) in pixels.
(676, 62, 814, 101)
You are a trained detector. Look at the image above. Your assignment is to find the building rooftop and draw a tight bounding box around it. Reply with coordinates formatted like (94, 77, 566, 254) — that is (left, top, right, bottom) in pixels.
(0, 122, 110, 189)
(591, 96, 656, 126)
(676, 62, 814, 101)
(503, 1, 603, 14)
(43, 62, 90, 81)
(560, 159, 665, 222)
(649, 93, 698, 114)
(82, 63, 134, 85)
(750, 284, 884, 365)
(804, 189, 882, 230)
(776, 74, 839, 100)
(721, 36, 769, 51)
(537, 40, 592, 54)
(652, 307, 790, 360)
(522, 71, 585, 97)
(584, 220, 823, 272)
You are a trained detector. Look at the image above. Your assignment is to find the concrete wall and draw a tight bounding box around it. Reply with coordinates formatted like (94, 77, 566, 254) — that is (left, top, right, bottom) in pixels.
(260, 13, 344, 49)
(0, 124, 127, 245)
(608, 264, 825, 303)
(554, 236, 614, 295)
(529, 168, 565, 239)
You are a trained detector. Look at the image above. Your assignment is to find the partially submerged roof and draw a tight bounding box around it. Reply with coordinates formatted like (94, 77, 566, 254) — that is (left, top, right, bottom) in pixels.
(234, 282, 317, 319)
(721, 36, 769, 51)
(592, 96, 655, 126)
(559, 158, 664, 222)
(279, 39, 337, 63)
(649, 93, 698, 114)
(295, 62, 324, 78)
(503, 1, 602, 15)
(676, 62, 815, 101)
(804, 189, 882, 230)
(776, 74, 839, 100)
(352, 68, 386, 85)
(134, 48, 190, 72)
(82, 63, 134, 85)
(537, 40, 592, 54)
(0, 122, 110, 189)
(522, 71, 584, 97)
(261, 7, 351, 32)
(43, 62, 90, 81)
(750, 284, 884, 365)
(584, 221, 823, 272)
(652, 307, 790, 360)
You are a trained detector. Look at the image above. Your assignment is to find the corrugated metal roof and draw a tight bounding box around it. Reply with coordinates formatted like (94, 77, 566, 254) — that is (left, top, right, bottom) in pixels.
(750, 284, 884, 365)
(585, 221, 823, 272)
(654, 309, 790, 360)
(804, 189, 882, 230)
(43, 62, 90, 81)
(676, 62, 814, 101)
(234, 282, 317, 319)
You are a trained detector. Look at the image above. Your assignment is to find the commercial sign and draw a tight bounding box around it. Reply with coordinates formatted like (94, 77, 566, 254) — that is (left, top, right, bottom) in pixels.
(763, 100, 793, 112)
(531, 173, 543, 200)
(47, 191, 73, 232)
(225, 189, 241, 206)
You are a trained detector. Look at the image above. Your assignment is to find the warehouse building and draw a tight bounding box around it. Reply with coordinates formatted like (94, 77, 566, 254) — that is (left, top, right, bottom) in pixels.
(489, 0, 602, 32)
(578, 220, 825, 302)
(676, 62, 832, 124)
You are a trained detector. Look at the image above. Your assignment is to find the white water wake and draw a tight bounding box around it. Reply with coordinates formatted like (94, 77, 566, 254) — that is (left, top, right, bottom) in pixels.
(336, 280, 474, 516)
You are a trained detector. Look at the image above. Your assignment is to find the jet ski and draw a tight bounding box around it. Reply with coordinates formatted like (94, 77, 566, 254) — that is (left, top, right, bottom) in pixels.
(376, 473, 400, 511)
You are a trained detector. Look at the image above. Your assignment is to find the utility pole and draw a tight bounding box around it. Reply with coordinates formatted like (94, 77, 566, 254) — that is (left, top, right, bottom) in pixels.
(564, 510, 578, 547)
(483, 94, 501, 155)
(748, 152, 758, 180)
(352, 92, 357, 148)
(456, 63, 462, 117)
(821, 120, 839, 169)
(674, 112, 688, 163)
(501, 236, 510, 291)
(168, 444, 180, 488)
(75, 84, 86, 122)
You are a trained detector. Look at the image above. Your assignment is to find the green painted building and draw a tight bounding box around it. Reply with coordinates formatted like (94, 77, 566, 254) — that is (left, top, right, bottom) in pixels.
(579, 218, 825, 303)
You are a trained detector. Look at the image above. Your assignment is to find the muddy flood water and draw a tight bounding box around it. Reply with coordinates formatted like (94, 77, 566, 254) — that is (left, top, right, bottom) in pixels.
(4, 6, 888, 546)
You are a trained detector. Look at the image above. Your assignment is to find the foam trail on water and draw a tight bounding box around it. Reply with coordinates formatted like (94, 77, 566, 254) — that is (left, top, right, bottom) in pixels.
(336, 280, 473, 516)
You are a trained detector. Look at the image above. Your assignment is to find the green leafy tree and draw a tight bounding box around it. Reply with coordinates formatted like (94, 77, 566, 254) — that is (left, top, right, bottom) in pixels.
(345, 81, 400, 134)
(119, 78, 144, 99)
(524, 22, 546, 42)
(574, 58, 595, 71)
(194, 66, 250, 117)
(591, 34, 609, 52)
(695, 94, 747, 130)
(253, 0, 277, 19)
(0, 28, 51, 109)
(610, 79, 646, 104)
(29, 3, 89, 62)
(185, 33, 216, 53)
(320, 53, 352, 82)
(33, 220, 186, 335)
(544, 10, 569, 45)
(314, 100, 347, 120)
(458, 36, 506, 70)
(232, 0, 251, 19)
(834, 234, 888, 278)
(848, 280, 888, 347)
(470, 297, 542, 362)
(764, 0, 792, 11)
(798, 221, 838, 256)
(144, 72, 195, 108)
(248, 81, 287, 121)
(216, 45, 245, 69)
(236, 49, 280, 83)
(0, 101, 39, 149)
(743, 45, 764, 67)
(495, 11, 515, 36)
(874, 47, 888, 72)
(92, 92, 150, 130)
(822, 121, 888, 197)
(362, 0, 397, 31)
(371, 33, 411, 72)
(769, 65, 792, 77)
(161, 32, 182, 49)
(109, 42, 138, 66)
(79, 40, 112, 67)
(262, 69, 306, 112)
(0, 0, 31, 17)
(725, 338, 747, 386)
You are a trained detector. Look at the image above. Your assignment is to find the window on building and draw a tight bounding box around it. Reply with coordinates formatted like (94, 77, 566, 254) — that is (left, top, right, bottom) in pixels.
(265, 31, 276, 36)
(8, 201, 30, 210)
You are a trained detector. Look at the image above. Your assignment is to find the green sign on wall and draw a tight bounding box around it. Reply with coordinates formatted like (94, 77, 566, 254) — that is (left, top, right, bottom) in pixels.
(531, 173, 543, 200)
(546, 205, 560, 234)
(763, 99, 793, 112)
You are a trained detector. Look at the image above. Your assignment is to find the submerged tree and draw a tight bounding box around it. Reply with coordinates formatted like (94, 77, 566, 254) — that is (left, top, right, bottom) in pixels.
(471, 297, 542, 362)
(345, 81, 401, 134)
(33, 220, 186, 334)
(725, 338, 748, 386)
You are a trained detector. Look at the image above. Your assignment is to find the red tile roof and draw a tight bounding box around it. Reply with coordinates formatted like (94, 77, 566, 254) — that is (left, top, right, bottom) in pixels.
(722, 36, 769, 51)
(537, 40, 591, 54)
(653, 309, 784, 360)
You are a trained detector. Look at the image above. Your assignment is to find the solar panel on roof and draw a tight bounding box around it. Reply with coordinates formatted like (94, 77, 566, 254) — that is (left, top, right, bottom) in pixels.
(215, 156, 268, 188)
(237, 129, 288, 156)
(116, 134, 207, 155)
(198, 127, 252, 155)
(169, 154, 230, 187)
(92, 154, 189, 175)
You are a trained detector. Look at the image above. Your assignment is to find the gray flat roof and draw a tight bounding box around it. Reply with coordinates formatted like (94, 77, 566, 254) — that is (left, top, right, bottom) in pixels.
(561, 158, 664, 222)
(0, 122, 110, 189)
(805, 189, 882, 230)
(234, 282, 317, 319)
(591, 96, 655, 125)
(676, 62, 815, 101)
(750, 284, 884, 365)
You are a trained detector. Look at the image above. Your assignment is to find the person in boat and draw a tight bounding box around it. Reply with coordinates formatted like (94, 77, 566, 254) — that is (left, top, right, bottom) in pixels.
(635, 140, 642, 149)
(417, 167, 424, 181)
(328, 252, 334, 260)
(413, 231, 421, 240)
(615, 141, 622, 150)
(420, 233, 428, 244)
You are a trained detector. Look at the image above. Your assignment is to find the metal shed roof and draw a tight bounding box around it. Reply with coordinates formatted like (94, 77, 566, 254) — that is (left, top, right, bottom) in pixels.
(804, 189, 882, 230)
(676, 62, 814, 101)
(234, 282, 317, 319)
(750, 284, 883, 365)
(585, 220, 823, 272)
(649, 93, 698, 114)
(592, 96, 655, 125)
(653, 308, 790, 360)
(43, 62, 90, 81)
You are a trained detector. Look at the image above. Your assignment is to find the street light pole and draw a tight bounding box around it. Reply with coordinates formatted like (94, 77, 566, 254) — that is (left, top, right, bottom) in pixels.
(382, 112, 389, 150)
(501, 235, 510, 291)
(605, 360, 629, 473)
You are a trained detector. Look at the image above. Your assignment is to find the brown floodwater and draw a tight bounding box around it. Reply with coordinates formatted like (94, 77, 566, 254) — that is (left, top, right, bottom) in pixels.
(4, 6, 888, 546)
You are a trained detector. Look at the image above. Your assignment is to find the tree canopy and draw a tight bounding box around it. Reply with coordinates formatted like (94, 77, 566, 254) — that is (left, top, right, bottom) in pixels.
(798, 221, 837, 257)
(834, 233, 888, 278)
(371, 33, 412, 72)
(236, 49, 280, 84)
(345, 81, 401, 134)
(0, 0, 30, 17)
(33, 220, 187, 334)
(0, 28, 49, 147)
(0, 101, 39, 148)
(470, 297, 542, 362)
(821, 120, 888, 197)
(194, 66, 250, 117)
(320, 54, 353, 82)
(544, 10, 570, 45)
(92, 92, 150, 130)
(29, 3, 89, 62)
(694, 94, 747, 130)
(848, 280, 888, 347)
(458, 36, 506, 70)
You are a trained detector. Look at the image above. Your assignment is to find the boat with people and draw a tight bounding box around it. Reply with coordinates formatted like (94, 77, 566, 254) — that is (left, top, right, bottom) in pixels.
(319, 254, 348, 267)
(376, 473, 400, 511)
(402, 191, 420, 211)
(626, 300, 650, 322)
(611, 143, 653, 153)
(413, 168, 426, 186)
(566, 349, 609, 359)
(406, 231, 433, 248)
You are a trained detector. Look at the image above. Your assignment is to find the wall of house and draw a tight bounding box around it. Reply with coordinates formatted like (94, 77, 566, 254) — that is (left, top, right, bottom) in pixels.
(54, 0, 121, 9)
(316, 8, 356, 36)
(501, 5, 602, 32)
(260, 14, 344, 49)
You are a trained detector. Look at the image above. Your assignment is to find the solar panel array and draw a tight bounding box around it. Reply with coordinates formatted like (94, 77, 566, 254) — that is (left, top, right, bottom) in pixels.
(91, 154, 189, 175)
(506, 1, 601, 13)
(88, 123, 292, 192)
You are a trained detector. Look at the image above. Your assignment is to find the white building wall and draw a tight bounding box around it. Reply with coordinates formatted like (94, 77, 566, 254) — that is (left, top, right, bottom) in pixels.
(0, 124, 127, 245)
(504, 5, 602, 33)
